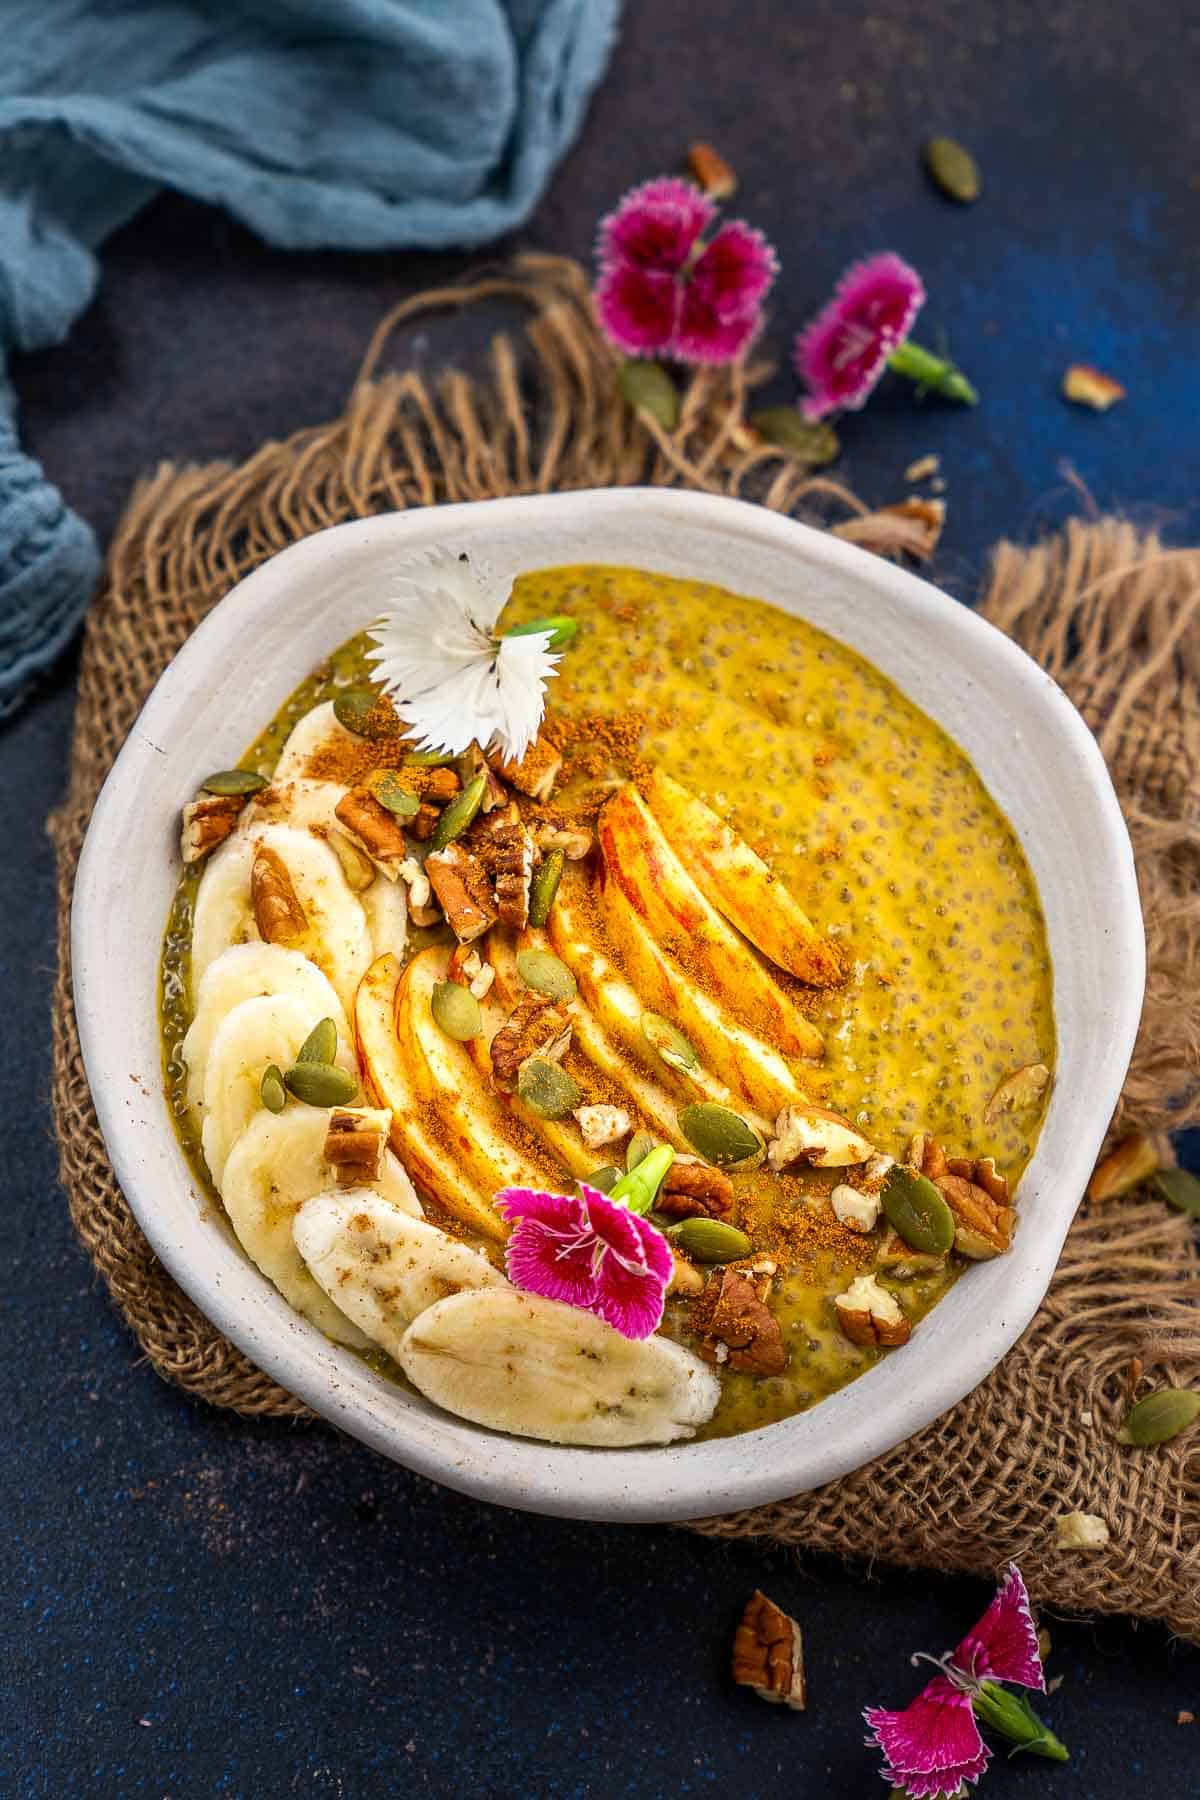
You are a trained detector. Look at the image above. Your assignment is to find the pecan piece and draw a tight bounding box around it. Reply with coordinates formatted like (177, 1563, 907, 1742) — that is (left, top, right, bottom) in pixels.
(423, 766, 462, 804)
(573, 1104, 631, 1150)
(463, 744, 510, 812)
(491, 818, 534, 929)
(408, 802, 441, 842)
(658, 1161, 734, 1219)
(180, 793, 245, 863)
(425, 843, 497, 944)
(251, 845, 308, 946)
(833, 1273, 911, 1347)
(936, 1172, 1013, 1258)
(830, 1182, 880, 1233)
(533, 820, 594, 860)
(732, 1590, 806, 1710)
(490, 734, 563, 801)
(908, 1132, 948, 1181)
(691, 1268, 787, 1376)
(688, 140, 738, 201)
(768, 1103, 874, 1171)
(334, 787, 408, 869)
(447, 944, 495, 1000)
(323, 1107, 389, 1186)
(489, 994, 572, 1087)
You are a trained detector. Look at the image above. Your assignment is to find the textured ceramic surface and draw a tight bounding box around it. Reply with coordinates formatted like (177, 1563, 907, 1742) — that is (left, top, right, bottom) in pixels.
(73, 489, 1144, 1521)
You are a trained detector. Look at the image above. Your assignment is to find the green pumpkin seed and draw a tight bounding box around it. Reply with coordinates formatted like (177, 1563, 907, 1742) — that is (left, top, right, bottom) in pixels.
(678, 1102, 763, 1167)
(333, 688, 383, 735)
(625, 1129, 656, 1172)
(403, 749, 459, 768)
(667, 1218, 753, 1263)
(882, 1164, 956, 1255)
(528, 849, 565, 928)
(641, 1011, 698, 1073)
(516, 948, 577, 1002)
(296, 1017, 338, 1065)
(1154, 1167, 1200, 1220)
(200, 768, 268, 796)
(284, 1061, 359, 1107)
(431, 979, 482, 1042)
(369, 772, 420, 818)
(583, 1165, 621, 1194)
(517, 1056, 581, 1120)
(260, 1064, 286, 1114)
(506, 615, 579, 650)
(617, 358, 680, 430)
(749, 409, 840, 467)
(429, 773, 487, 851)
(924, 135, 981, 203)
(1116, 1388, 1200, 1446)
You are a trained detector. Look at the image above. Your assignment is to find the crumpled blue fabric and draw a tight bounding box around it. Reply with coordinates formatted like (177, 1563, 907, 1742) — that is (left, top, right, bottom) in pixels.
(0, 0, 620, 718)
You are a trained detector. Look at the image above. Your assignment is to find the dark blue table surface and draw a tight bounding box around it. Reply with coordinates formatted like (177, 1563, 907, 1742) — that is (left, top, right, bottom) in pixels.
(4, 4, 1198, 1795)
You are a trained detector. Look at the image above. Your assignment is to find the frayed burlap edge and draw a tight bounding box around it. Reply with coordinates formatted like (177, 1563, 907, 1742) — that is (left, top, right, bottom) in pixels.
(48, 256, 1200, 1636)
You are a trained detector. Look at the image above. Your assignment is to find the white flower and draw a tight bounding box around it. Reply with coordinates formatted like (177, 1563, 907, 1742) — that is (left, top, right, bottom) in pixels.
(366, 551, 561, 761)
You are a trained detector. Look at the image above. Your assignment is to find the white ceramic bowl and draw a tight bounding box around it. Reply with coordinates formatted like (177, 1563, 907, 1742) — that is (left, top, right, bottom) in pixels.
(73, 489, 1143, 1521)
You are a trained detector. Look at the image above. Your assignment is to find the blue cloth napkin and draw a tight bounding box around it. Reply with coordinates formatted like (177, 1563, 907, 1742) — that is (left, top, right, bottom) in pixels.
(0, 0, 620, 718)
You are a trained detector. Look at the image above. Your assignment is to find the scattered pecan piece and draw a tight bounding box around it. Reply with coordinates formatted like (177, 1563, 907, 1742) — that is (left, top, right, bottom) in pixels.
(1088, 1134, 1158, 1202)
(425, 843, 497, 943)
(833, 1273, 911, 1347)
(489, 994, 572, 1086)
(251, 845, 308, 946)
(463, 744, 510, 813)
(691, 1267, 787, 1376)
(491, 734, 563, 801)
(829, 1182, 880, 1233)
(180, 793, 245, 863)
(447, 944, 495, 1000)
(668, 1254, 705, 1297)
(491, 818, 535, 929)
(984, 1061, 1050, 1123)
(323, 1107, 389, 1186)
(1062, 364, 1125, 411)
(423, 766, 462, 804)
(408, 802, 441, 841)
(573, 1104, 631, 1150)
(533, 821, 594, 860)
(877, 1228, 945, 1278)
(907, 1132, 948, 1181)
(768, 1103, 874, 1170)
(334, 787, 408, 869)
(658, 1161, 734, 1219)
(937, 1172, 1013, 1258)
(731, 1590, 806, 1710)
(688, 139, 737, 200)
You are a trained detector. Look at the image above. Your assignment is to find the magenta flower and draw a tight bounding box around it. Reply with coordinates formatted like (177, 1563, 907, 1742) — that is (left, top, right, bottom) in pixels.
(864, 1565, 1050, 1797)
(496, 1183, 673, 1340)
(794, 252, 977, 418)
(594, 176, 778, 365)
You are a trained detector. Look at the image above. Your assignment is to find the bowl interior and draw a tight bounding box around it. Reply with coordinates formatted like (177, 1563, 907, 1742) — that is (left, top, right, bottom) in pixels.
(72, 489, 1143, 1521)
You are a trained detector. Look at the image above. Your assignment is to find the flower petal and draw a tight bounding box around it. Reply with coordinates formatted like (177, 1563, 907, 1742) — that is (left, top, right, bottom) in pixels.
(953, 1564, 1046, 1692)
(593, 1254, 668, 1339)
(597, 176, 714, 273)
(503, 1217, 601, 1310)
(793, 250, 926, 418)
(864, 1676, 990, 1795)
(594, 263, 680, 358)
(497, 1183, 672, 1341)
(672, 291, 762, 365)
(689, 221, 779, 322)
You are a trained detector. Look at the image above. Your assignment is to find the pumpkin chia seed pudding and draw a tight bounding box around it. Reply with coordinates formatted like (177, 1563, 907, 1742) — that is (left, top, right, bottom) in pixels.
(162, 556, 1054, 1447)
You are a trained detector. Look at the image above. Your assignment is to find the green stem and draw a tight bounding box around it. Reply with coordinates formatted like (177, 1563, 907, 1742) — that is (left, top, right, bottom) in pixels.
(608, 1145, 675, 1215)
(972, 1681, 1069, 1762)
(887, 339, 978, 405)
(505, 615, 578, 649)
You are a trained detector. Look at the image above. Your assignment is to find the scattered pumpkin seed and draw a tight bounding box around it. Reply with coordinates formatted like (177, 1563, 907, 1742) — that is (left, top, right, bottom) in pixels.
(1117, 1388, 1200, 1446)
(200, 768, 268, 796)
(429, 773, 487, 851)
(1153, 1167, 1200, 1220)
(296, 1017, 338, 1065)
(431, 979, 482, 1042)
(923, 135, 981, 203)
(517, 1056, 582, 1120)
(882, 1165, 956, 1256)
(506, 615, 579, 650)
(749, 409, 840, 466)
(667, 1218, 753, 1263)
(625, 1129, 656, 1172)
(369, 772, 421, 817)
(641, 1012, 699, 1073)
(678, 1102, 763, 1167)
(260, 1064, 286, 1114)
(516, 947, 577, 1002)
(583, 1165, 621, 1194)
(332, 688, 383, 735)
(528, 849, 565, 928)
(617, 358, 680, 430)
(402, 749, 459, 767)
(284, 1061, 359, 1107)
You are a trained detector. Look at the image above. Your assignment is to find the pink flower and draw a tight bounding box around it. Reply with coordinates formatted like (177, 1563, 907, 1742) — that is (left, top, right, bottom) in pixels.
(864, 1565, 1046, 1797)
(496, 1183, 673, 1340)
(594, 177, 778, 365)
(793, 252, 926, 418)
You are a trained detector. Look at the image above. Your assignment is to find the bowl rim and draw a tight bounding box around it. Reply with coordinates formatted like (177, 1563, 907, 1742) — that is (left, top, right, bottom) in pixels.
(73, 487, 1144, 1521)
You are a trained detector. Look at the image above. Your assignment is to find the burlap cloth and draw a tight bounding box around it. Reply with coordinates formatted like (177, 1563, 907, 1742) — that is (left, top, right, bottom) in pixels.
(48, 257, 1200, 1640)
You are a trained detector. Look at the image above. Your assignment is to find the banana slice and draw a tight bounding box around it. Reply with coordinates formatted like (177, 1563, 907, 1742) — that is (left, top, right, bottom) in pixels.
(222, 1108, 420, 1347)
(293, 1189, 505, 1355)
(398, 1288, 721, 1446)
(181, 942, 348, 1118)
(360, 870, 407, 960)
(200, 992, 357, 1184)
(191, 822, 372, 1012)
(271, 700, 358, 785)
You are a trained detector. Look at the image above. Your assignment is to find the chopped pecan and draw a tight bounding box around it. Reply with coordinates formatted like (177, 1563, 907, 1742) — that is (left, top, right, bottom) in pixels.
(937, 1172, 1013, 1258)
(573, 1104, 631, 1150)
(491, 734, 563, 801)
(180, 793, 245, 863)
(688, 140, 738, 201)
(984, 1061, 1050, 1123)
(335, 787, 408, 869)
(731, 1590, 806, 1710)
(1088, 1134, 1158, 1202)
(668, 1254, 705, 1297)
(1062, 364, 1125, 411)
(829, 1182, 880, 1233)
(323, 1107, 389, 1186)
(489, 994, 572, 1086)
(877, 1228, 945, 1278)
(533, 821, 594, 860)
(447, 944, 496, 1000)
(425, 843, 497, 944)
(463, 744, 510, 812)
(658, 1161, 734, 1219)
(833, 1273, 911, 1347)
(251, 845, 308, 945)
(691, 1267, 787, 1376)
(408, 802, 441, 842)
(491, 818, 534, 928)
(908, 1132, 948, 1181)
(768, 1103, 874, 1171)
(424, 766, 461, 803)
